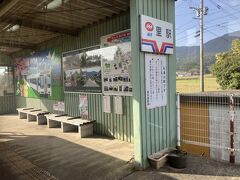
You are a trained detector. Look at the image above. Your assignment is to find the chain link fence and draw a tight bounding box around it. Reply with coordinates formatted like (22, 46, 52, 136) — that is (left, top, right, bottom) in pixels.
(178, 92, 240, 164)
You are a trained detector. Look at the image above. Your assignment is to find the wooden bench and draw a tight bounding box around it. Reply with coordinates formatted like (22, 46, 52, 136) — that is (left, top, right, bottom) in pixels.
(44, 114, 95, 138)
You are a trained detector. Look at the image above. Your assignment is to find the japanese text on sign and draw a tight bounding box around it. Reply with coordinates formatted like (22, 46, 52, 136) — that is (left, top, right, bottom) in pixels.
(145, 54, 167, 109)
(141, 15, 174, 54)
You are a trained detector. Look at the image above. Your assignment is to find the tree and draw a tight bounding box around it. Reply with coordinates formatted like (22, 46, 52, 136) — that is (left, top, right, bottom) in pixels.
(212, 39, 240, 90)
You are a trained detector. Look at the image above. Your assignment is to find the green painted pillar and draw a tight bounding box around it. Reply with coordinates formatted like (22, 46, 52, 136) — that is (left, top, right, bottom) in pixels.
(130, 0, 176, 169)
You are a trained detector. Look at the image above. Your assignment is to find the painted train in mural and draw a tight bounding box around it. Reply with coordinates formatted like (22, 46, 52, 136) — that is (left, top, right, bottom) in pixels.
(27, 73, 51, 95)
(15, 51, 53, 98)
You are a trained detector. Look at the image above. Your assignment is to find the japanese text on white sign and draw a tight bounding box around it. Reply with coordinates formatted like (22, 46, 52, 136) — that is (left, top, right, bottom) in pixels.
(145, 54, 167, 109)
(141, 15, 174, 54)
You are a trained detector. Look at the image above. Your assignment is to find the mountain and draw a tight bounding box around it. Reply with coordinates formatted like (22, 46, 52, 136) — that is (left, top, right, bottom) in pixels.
(176, 30, 240, 58)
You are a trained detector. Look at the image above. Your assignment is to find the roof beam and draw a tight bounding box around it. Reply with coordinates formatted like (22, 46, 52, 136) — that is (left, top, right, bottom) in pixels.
(0, 0, 21, 17)
(1, 16, 78, 36)
(0, 41, 35, 49)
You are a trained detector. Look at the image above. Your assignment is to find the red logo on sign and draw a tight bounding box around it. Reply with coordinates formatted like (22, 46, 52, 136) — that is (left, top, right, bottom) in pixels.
(145, 22, 154, 31)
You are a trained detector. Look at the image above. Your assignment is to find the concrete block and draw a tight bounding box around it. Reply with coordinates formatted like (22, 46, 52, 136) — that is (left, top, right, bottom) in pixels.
(79, 124, 93, 138)
(28, 114, 37, 122)
(19, 112, 27, 119)
(62, 122, 78, 132)
(37, 115, 47, 125)
(48, 119, 61, 128)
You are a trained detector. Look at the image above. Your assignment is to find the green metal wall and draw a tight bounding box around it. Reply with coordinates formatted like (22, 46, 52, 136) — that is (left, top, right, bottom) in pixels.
(15, 12, 133, 142)
(0, 52, 12, 65)
(0, 53, 15, 114)
(0, 96, 15, 114)
(131, 0, 177, 168)
(65, 93, 133, 142)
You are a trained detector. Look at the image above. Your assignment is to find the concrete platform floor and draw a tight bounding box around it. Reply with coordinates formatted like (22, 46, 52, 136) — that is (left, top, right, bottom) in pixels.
(125, 154, 240, 180)
(1, 114, 240, 180)
(0, 114, 134, 180)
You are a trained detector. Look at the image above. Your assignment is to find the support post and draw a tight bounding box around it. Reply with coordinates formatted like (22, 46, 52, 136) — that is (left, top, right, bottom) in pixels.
(200, 0, 204, 92)
(177, 93, 181, 148)
(229, 94, 235, 163)
(130, 0, 176, 169)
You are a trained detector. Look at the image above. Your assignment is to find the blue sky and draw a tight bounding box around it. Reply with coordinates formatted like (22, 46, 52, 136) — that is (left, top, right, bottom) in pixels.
(176, 0, 240, 47)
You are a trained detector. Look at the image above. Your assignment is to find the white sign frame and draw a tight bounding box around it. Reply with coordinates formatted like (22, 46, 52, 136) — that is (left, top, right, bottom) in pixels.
(145, 54, 167, 109)
(140, 15, 174, 54)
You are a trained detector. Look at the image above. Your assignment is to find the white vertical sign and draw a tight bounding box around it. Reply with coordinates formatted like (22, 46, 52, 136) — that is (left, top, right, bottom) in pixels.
(145, 54, 167, 109)
(79, 95, 88, 117)
(114, 96, 123, 115)
(103, 95, 111, 113)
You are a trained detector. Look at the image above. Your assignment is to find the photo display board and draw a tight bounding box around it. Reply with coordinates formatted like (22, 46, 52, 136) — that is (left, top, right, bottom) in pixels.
(63, 47, 102, 93)
(101, 44, 132, 96)
(101, 30, 132, 96)
(14, 50, 59, 99)
(145, 54, 167, 109)
(141, 15, 174, 54)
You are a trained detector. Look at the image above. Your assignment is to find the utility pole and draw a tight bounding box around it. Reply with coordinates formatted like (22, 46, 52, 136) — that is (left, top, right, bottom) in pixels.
(190, 0, 208, 92)
(200, 0, 204, 92)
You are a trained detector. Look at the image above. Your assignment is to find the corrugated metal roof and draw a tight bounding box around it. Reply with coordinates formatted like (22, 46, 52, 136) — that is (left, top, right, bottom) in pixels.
(0, 0, 130, 54)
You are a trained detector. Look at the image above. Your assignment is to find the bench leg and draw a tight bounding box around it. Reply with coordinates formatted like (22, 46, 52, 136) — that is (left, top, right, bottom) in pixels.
(19, 112, 27, 119)
(48, 119, 61, 128)
(28, 114, 37, 122)
(62, 123, 78, 132)
(37, 115, 47, 125)
(79, 124, 93, 138)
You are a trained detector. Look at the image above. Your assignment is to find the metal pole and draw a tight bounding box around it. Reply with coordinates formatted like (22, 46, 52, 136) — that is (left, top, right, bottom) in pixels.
(200, 0, 204, 92)
(229, 94, 235, 163)
(177, 93, 181, 148)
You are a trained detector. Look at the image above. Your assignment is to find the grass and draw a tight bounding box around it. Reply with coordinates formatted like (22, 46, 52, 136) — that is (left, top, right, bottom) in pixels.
(176, 75, 221, 93)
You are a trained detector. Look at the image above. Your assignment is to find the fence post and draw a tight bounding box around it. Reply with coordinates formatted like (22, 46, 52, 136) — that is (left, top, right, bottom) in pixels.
(229, 94, 235, 163)
(177, 93, 181, 148)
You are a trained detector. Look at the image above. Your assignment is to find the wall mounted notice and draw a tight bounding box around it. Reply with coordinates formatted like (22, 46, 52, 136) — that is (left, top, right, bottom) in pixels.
(114, 96, 123, 115)
(101, 29, 131, 47)
(79, 95, 88, 118)
(53, 101, 65, 112)
(101, 43, 132, 96)
(145, 54, 167, 109)
(103, 95, 111, 113)
(140, 15, 174, 54)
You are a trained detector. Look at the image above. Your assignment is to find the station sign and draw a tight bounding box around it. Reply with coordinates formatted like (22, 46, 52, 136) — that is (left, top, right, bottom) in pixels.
(140, 15, 174, 54)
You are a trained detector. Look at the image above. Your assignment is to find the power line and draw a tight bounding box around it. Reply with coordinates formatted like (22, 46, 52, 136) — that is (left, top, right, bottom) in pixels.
(176, 3, 240, 35)
(205, 29, 233, 44)
(177, 22, 240, 44)
(208, 0, 240, 24)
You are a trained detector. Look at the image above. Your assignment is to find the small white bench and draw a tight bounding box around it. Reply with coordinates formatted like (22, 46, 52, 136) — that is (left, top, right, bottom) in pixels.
(45, 114, 69, 128)
(61, 118, 95, 138)
(16, 108, 38, 119)
(27, 110, 50, 125)
(44, 114, 95, 138)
